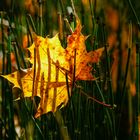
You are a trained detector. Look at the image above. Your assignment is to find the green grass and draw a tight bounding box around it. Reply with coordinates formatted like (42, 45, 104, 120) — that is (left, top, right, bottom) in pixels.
(0, 0, 139, 140)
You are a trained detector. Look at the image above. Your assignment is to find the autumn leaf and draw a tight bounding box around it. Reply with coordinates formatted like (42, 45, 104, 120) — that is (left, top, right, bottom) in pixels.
(1, 68, 36, 97)
(65, 19, 104, 80)
(1, 18, 104, 117)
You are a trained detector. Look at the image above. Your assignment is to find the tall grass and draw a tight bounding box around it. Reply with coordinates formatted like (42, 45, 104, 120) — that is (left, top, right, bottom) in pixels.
(0, 0, 139, 140)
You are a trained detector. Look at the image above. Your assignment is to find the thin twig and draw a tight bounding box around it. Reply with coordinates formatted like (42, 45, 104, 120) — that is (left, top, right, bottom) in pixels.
(70, 0, 78, 19)
(117, 22, 132, 136)
(128, 0, 140, 30)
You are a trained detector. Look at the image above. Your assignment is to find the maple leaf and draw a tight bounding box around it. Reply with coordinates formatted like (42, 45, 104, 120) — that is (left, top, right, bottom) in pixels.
(1, 18, 104, 118)
(65, 19, 104, 80)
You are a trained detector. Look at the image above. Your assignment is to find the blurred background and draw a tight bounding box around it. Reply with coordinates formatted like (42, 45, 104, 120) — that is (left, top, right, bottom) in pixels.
(0, 0, 140, 140)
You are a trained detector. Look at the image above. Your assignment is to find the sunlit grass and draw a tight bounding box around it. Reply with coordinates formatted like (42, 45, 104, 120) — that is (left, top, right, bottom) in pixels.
(0, 0, 139, 140)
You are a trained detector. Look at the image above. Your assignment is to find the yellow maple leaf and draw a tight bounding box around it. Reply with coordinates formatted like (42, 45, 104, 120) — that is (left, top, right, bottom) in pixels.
(1, 18, 104, 118)
(1, 69, 35, 97)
